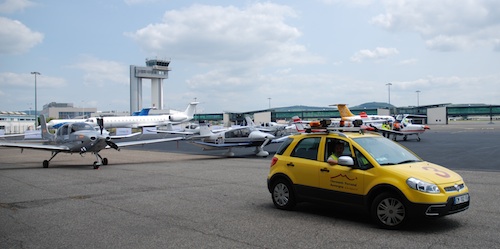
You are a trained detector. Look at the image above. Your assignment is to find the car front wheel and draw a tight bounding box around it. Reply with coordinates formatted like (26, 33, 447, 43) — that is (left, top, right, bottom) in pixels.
(371, 193, 408, 229)
(271, 179, 296, 210)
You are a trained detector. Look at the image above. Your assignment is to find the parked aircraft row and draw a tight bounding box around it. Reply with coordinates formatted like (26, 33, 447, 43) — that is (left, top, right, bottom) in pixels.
(333, 104, 429, 141)
(1, 103, 431, 169)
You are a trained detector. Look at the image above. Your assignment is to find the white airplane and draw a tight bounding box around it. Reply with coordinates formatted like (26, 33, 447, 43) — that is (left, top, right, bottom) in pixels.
(46, 107, 155, 129)
(85, 102, 198, 129)
(47, 118, 86, 129)
(244, 116, 288, 136)
(0, 115, 183, 169)
(334, 104, 395, 123)
(188, 122, 282, 157)
(375, 114, 430, 141)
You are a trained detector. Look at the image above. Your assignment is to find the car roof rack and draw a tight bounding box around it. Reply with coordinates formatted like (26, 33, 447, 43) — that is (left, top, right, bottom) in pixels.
(304, 119, 366, 134)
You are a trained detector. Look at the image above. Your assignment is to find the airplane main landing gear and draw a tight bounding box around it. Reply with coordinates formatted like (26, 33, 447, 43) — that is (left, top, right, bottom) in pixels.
(41, 151, 60, 168)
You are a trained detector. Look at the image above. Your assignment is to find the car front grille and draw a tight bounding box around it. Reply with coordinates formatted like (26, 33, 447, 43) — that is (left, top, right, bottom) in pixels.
(444, 183, 465, 192)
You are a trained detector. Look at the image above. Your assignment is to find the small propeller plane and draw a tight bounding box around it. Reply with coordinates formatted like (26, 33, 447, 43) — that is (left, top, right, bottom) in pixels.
(187, 122, 283, 157)
(244, 115, 288, 137)
(374, 114, 430, 141)
(0, 115, 183, 169)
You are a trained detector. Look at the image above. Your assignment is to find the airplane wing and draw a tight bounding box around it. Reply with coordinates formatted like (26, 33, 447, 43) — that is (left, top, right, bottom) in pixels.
(110, 132, 142, 139)
(0, 133, 25, 138)
(190, 141, 254, 150)
(0, 141, 70, 152)
(112, 136, 184, 148)
(271, 136, 290, 143)
(146, 128, 196, 135)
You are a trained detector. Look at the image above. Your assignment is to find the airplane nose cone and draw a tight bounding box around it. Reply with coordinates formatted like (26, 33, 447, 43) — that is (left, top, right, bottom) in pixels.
(265, 134, 275, 139)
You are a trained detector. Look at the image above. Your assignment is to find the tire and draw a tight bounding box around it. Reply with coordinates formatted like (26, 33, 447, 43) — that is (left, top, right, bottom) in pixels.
(271, 179, 296, 210)
(371, 193, 408, 229)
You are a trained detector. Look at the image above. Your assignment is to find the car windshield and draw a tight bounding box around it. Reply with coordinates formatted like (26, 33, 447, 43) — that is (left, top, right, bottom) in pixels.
(353, 137, 421, 166)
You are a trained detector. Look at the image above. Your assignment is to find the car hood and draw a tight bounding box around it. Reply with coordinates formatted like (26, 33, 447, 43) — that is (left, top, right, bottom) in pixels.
(389, 162, 463, 185)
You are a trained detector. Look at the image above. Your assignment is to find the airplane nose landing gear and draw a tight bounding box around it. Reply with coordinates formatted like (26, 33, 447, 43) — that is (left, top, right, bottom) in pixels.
(92, 153, 108, 169)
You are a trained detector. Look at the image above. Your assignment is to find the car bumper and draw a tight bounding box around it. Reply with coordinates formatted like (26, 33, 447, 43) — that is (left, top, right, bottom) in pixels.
(411, 193, 470, 217)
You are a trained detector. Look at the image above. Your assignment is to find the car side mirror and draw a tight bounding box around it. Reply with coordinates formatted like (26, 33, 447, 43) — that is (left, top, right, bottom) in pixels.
(338, 156, 354, 166)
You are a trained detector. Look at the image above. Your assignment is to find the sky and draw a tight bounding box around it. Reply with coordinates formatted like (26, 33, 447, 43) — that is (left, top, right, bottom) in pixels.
(1, 0, 499, 114)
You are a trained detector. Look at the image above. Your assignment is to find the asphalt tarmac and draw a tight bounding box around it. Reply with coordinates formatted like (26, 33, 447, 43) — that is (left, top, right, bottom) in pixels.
(1, 121, 499, 248)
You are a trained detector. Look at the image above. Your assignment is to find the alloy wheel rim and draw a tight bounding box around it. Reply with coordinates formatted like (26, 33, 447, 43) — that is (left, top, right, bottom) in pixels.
(273, 183, 289, 206)
(376, 197, 405, 226)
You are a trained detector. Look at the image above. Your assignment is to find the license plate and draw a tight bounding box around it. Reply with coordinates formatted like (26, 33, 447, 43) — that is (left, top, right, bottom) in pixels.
(454, 194, 469, 204)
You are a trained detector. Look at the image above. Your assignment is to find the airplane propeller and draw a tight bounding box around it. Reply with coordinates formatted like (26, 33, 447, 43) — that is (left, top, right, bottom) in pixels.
(106, 140, 120, 151)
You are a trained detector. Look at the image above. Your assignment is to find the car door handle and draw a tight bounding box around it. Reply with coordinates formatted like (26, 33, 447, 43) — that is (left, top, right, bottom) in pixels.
(320, 168, 330, 172)
(286, 162, 295, 167)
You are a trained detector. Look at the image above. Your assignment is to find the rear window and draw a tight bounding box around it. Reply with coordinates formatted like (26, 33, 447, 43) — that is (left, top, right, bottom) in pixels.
(290, 137, 321, 160)
(276, 137, 293, 155)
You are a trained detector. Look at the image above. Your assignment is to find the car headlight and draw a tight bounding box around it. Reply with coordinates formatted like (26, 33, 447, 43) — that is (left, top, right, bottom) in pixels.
(406, 177, 440, 193)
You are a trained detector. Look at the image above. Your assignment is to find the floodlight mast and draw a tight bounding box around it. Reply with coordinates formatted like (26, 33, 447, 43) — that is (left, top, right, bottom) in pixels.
(31, 71, 41, 128)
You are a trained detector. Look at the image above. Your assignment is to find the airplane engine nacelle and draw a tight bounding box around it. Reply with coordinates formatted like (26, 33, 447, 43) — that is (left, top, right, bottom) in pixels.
(169, 114, 188, 122)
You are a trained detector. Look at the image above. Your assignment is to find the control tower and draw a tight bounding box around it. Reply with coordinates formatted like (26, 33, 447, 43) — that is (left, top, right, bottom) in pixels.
(129, 58, 171, 113)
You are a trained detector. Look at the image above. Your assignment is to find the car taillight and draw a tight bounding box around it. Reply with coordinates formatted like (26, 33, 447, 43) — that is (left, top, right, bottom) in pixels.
(270, 157, 278, 167)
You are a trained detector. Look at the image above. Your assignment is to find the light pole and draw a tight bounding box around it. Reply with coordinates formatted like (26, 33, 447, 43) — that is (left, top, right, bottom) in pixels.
(31, 72, 40, 128)
(268, 98, 271, 109)
(416, 90, 421, 107)
(81, 100, 85, 118)
(386, 83, 392, 105)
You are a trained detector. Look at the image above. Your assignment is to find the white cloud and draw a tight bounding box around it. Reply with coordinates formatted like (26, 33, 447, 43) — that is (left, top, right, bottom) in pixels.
(70, 55, 129, 87)
(0, 17, 43, 55)
(370, 0, 500, 51)
(350, 47, 399, 62)
(0, 72, 66, 88)
(0, 0, 35, 13)
(390, 74, 499, 105)
(398, 58, 418, 65)
(126, 3, 323, 66)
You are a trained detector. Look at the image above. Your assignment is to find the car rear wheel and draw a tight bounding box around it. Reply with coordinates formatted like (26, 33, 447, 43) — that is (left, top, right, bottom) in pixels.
(371, 193, 408, 229)
(271, 179, 296, 210)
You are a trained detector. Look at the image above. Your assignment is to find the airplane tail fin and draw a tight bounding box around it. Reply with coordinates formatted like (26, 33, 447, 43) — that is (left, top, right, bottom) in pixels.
(336, 104, 355, 118)
(291, 116, 306, 133)
(244, 115, 256, 127)
(40, 115, 55, 140)
(133, 107, 153, 116)
(198, 122, 213, 136)
(185, 102, 199, 119)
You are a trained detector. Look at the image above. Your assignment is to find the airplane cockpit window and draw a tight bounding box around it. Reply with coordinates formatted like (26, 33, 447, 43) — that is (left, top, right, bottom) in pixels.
(240, 128, 250, 137)
(70, 123, 95, 132)
(57, 125, 69, 136)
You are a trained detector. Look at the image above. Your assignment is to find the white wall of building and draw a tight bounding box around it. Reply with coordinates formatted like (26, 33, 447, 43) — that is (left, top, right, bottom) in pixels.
(427, 107, 447, 124)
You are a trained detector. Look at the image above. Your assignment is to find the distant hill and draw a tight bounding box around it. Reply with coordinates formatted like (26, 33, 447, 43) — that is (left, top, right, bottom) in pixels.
(353, 102, 395, 109)
(271, 105, 335, 112)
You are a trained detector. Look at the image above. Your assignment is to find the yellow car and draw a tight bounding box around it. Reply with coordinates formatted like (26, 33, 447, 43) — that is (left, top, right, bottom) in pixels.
(267, 126, 469, 229)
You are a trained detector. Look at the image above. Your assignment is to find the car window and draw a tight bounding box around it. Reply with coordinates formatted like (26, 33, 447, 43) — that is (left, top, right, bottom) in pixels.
(276, 137, 293, 155)
(353, 137, 421, 165)
(291, 137, 321, 160)
(324, 138, 352, 162)
(354, 148, 373, 170)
